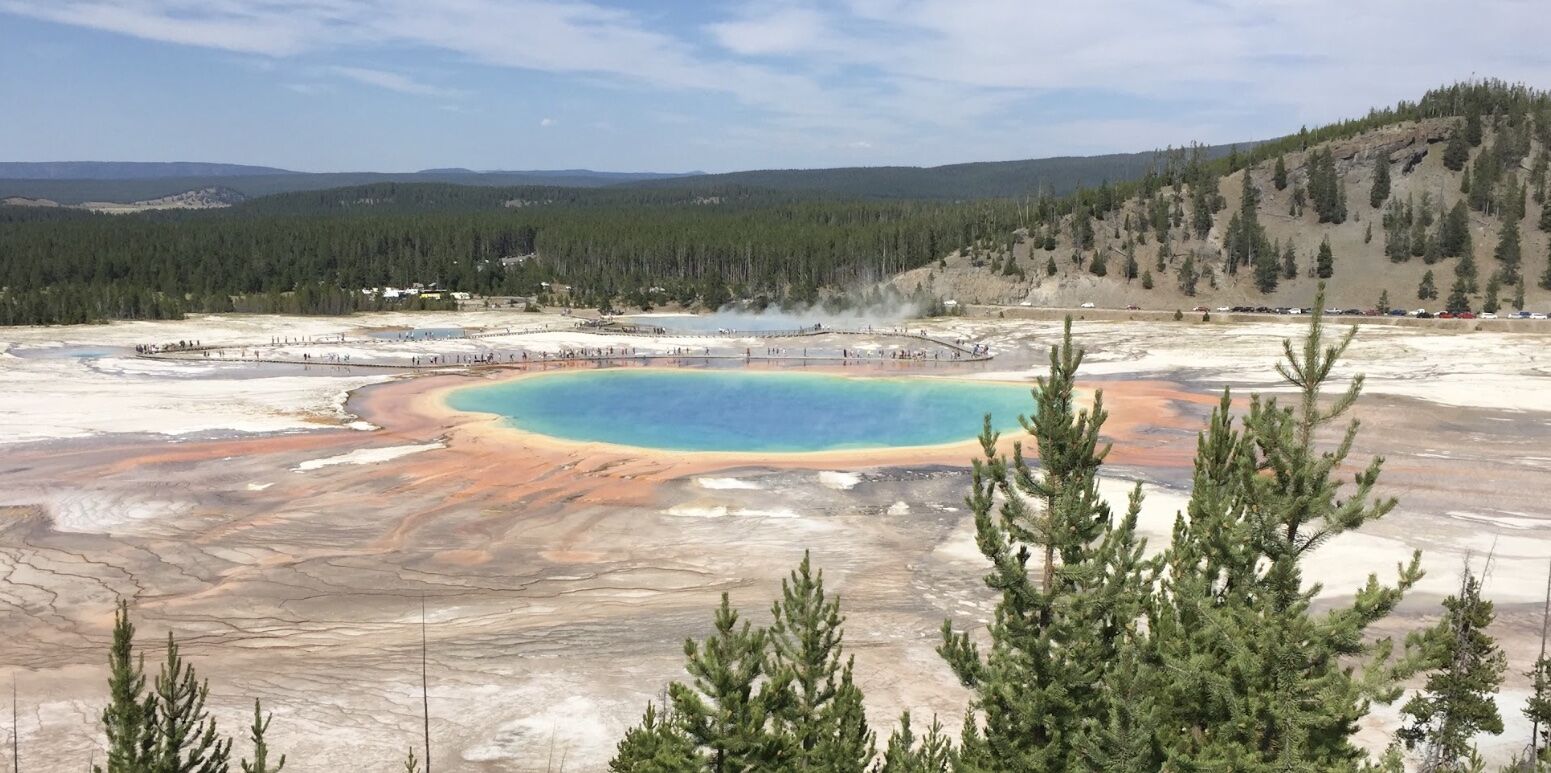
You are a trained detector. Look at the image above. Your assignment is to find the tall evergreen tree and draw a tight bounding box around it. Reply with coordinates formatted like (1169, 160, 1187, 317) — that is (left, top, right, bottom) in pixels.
(1316, 236, 1335, 278)
(609, 702, 699, 773)
(1398, 569, 1506, 771)
(1420, 270, 1439, 301)
(1370, 156, 1392, 208)
(1282, 242, 1298, 280)
(1148, 289, 1422, 769)
(1273, 156, 1288, 190)
(938, 319, 1151, 769)
(766, 552, 874, 773)
(1443, 130, 1470, 172)
(1465, 107, 1483, 147)
(147, 633, 232, 773)
(876, 713, 952, 773)
(1441, 201, 1473, 257)
(1446, 276, 1472, 314)
(1541, 237, 1551, 291)
(1456, 250, 1479, 294)
(97, 600, 153, 773)
(1308, 149, 1348, 223)
(670, 595, 789, 772)
(239, 700, 285, 773)
(1495, 219, 1522, 284)
(1483, 275, 1501, 314)
(1178, 254, 1198, 296)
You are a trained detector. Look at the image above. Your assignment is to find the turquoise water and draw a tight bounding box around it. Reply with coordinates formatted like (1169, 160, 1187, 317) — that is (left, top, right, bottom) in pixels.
(446, 369, 1035, 453)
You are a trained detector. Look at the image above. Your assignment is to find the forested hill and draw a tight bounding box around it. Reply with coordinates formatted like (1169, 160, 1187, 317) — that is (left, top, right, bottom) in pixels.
(3, 80, 1548, 325)
(624, 143, 1248, 199)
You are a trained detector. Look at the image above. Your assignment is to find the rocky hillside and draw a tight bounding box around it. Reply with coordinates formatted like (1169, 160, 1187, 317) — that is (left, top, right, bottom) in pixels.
(894, 115, 1551, 313)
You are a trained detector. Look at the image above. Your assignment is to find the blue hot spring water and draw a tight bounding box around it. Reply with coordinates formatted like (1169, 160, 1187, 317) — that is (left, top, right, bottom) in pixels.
(445, 369, 1036, 453)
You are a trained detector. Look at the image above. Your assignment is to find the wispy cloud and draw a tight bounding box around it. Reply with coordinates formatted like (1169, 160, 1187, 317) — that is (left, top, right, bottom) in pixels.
(330, 66, 449, 96)
(3, 0, 1549, 162)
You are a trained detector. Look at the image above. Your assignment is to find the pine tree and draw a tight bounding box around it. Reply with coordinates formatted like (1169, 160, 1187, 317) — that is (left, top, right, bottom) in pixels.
(1044, 255, 1057, 276)
(1316, 236, 1334, 278)
(1495, 219, 1523, 284)
(1178, 254, 1198, 296)
(1149, 288, 1421, 768)
(670, 595, 788, 772)
(1308, 149, 1347, 223)
(1398, 569, 1506, 771)
(403, 747, 421, 773)
(767, 552, 874, 773)
(1442, 202, 1473, 257)
(1420, 270, 1439, 301)
(1513, 280, 1525, 311)
(147, 633, 232, 773)
(1123, 243, 1139, 280)
(1483, 274, 1501, 314)
(1282, 242, 1298, 279)
(1446, 276, 1472, 314)
(1273, 156, 1288, 190)
(1541, 238, 1551, 291)
(1443, 130, 1470, 172)
(240, 700, 285, 773)
(1141, 270, 1154, 290)
(1465, 107, 1483, 147)
(97, 600, 153, 773)
(1456, 250, 1479, 294)
(1541, 195, 1551, 233)
(876, 713, 952, 773)
(1526, 565, 1551, 766)
(609, 702, 698, 773)
(1378, 289, 1391, 314)
(1370, 156, 1392, 208)
(1089, 252, 1108, 277)
(938, 319, 1151, 769)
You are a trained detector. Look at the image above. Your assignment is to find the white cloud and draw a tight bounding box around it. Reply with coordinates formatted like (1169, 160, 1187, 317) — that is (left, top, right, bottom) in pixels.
(539, 117, 556, 127)
(330, 66, 448, 96)
(3, 0, 1549, 160)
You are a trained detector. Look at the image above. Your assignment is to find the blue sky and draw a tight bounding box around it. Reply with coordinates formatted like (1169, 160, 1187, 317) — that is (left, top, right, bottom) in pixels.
(2, 0, 1548, 173)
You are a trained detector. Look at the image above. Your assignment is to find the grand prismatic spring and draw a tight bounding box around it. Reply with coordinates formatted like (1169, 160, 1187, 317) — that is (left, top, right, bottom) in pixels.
(445, 369, 1036, 453)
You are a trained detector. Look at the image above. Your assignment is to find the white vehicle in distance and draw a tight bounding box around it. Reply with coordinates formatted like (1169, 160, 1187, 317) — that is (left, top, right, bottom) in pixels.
(1019, 301, 1033, 306)
(1079, 302, 1096, 308)
(1216, 306, 1231, 312)
(1480, 312, 1497, 319)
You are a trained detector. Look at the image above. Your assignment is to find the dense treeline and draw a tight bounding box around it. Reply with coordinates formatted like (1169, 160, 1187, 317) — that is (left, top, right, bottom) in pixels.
(3, 80, 1547, 325)
(48, 307, 1551, 772)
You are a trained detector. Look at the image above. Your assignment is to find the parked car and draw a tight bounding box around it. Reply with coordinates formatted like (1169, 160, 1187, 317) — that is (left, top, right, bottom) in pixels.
(1216, 306, 1232, 312)
(1019, 301, 1033, 306)
(1416, 311, 1434, 319)
(1480, 312, 1497, 319)
(1457, 311, 1476, 319)
(1387, 308, 1406, 316)
(1437, 312, 1455, 319)
(1532, 312, 1549, 320)
(1125, 304, 1141, 310)
(1080, 302, 1096, 309)
(1192, 305, 1209, 312)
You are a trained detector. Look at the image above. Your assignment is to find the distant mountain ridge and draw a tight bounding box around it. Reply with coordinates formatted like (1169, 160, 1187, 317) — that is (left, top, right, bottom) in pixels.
(625, 143, 1250, 199)
(0, 146, 1253, 204)
(0, 167, 700, 205)
(0, 161, 294, 180)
